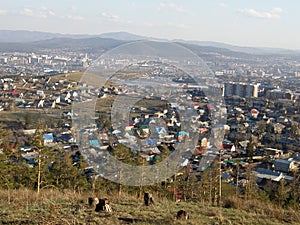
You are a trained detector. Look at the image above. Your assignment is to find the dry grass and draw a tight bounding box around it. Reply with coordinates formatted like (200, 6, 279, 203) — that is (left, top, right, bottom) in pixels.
(0, 189, 299, 225)
(51, 72, 84, 83)
(222, 196, 300, 225)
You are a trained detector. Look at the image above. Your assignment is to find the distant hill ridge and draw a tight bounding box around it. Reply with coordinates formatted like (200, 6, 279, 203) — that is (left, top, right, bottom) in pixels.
(0, 30, 299, 55)
(0, 30, 148, 43)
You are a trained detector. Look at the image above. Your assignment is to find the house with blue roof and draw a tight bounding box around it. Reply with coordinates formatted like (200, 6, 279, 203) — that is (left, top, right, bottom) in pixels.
(89, 139, 100, 148)
(43, 133, 54, 145)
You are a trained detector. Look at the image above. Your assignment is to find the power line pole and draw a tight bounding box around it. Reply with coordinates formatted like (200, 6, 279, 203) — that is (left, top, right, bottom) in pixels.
(37, 137, 43, 194)
(219, 152, 222, 206)
(37, 146, 41, 194)
(236, 160, 240, 196)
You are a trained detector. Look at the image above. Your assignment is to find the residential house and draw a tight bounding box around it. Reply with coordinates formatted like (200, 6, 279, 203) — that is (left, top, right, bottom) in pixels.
(273, 158, 298, 173)
(43, 133, 54, 146)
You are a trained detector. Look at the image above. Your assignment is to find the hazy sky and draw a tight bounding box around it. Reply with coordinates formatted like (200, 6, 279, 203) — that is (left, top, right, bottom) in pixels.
(0, 0, 299, 49)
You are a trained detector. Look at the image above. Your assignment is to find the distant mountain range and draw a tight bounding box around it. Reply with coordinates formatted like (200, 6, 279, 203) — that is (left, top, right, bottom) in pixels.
(0, 37, 127, 53)
(0, 30, 156, 42)
(0, 30, 299, 55)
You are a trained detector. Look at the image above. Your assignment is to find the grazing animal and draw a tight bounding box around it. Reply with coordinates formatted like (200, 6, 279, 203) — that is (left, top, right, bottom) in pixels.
(95, 198, 112, 212)
(144, 192, 155, 206)
(176, 210, 189, 220)
(88, 197, 99, 207)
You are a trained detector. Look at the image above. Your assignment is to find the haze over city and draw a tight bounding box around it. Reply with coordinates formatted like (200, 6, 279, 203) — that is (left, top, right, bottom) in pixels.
(0, 0, 300, 49)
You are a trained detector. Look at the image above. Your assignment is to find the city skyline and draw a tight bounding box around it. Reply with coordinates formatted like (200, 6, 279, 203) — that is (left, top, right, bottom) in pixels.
(0, 0, 299, 49)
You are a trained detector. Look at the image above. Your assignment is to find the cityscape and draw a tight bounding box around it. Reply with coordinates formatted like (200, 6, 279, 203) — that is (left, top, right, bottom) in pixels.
(1, 1, 300, 224)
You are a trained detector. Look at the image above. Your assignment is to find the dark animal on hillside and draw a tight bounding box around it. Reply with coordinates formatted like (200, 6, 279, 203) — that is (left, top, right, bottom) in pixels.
(175, 210, 189, 220)
(95, 198, 112, 212)
(88, 197, 99, 208)
(144, 192, 155, 206)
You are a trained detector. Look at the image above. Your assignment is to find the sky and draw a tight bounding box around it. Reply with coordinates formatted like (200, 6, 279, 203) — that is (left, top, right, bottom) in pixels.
(0, 0, 299, 49)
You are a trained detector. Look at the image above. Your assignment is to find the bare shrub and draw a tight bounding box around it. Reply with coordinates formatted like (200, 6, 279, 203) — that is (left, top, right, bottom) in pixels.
(222, 196, 240, 209)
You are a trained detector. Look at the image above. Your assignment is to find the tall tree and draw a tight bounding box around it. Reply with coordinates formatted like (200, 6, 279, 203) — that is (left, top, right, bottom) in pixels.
(246, 142, 254, 161)
(275, 179, 288, 207)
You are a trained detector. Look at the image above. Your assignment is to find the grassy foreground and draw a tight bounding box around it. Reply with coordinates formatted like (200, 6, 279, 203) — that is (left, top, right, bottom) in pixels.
(0, 189, 299, 225)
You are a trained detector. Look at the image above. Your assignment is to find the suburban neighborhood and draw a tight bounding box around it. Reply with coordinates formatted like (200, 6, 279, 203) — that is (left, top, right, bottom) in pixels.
(0, 33, 300, 224)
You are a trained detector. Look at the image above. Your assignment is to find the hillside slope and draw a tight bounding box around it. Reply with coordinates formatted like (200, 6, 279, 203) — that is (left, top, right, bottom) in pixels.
(0, 189, 298, 225)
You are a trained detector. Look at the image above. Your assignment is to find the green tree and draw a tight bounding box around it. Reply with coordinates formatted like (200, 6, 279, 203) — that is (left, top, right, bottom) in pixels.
(30, 131, 54, 193)
(0, 123, 10, 147)
(246, 142, 254, 161)
(257, 121, 266, 139)
(287, 174, 300, 209)
(275, 179, 288, 207)
(44, 150, 89, 192)
(244, 165, 260, 200)
(199, 161, 220, 206)
(175, 170, 200, 202)
(291, 123, 299, 139)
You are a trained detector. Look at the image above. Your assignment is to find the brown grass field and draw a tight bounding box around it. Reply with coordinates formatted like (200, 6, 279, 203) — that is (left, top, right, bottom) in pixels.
(0, 188, 299, 225)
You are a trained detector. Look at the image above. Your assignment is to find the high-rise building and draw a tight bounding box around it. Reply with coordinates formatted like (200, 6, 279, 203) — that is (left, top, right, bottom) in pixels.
(223, 82, 260, 98)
